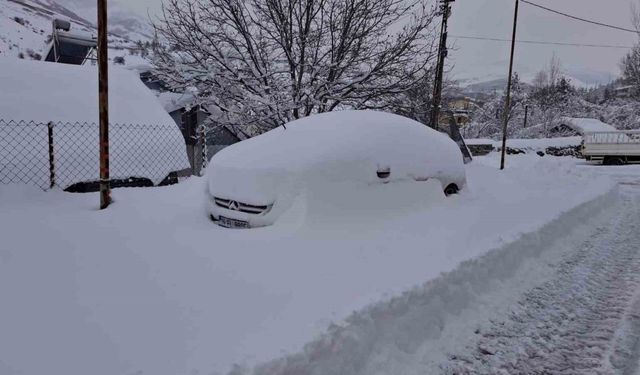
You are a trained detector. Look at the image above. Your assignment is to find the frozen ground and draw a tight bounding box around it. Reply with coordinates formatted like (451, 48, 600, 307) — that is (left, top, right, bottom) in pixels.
(0, 154, 630, 375)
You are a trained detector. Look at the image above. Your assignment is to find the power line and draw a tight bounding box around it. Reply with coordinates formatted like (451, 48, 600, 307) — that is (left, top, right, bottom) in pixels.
(520, 0, 639, 34)
(450, 35, 634, 49)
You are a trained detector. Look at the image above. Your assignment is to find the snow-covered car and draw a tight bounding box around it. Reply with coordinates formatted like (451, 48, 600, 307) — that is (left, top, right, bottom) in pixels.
(206, 110, 466, 228)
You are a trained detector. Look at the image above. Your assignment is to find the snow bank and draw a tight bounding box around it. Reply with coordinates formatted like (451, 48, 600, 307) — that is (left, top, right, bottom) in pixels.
(465, 136, 582, 151)
(0, 154, 619, 375)
(464, 138, 494, 145)
(0, 58, 189, 186)
(255, 186, 622, 375)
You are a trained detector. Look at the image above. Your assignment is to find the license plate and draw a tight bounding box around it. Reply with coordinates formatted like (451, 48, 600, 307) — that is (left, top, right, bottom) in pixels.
(219, 216, 250, 229)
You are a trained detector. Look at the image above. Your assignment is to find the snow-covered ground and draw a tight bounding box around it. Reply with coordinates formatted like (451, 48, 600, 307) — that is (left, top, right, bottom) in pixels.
(0, 154, 621, 375)
(443, 190, 640, 374)
(466, 136, 582, 152)
(442, 165, 640, 375)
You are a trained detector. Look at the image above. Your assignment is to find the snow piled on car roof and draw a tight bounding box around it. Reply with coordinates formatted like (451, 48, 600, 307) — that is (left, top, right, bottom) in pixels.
(207, 110, 466, 204)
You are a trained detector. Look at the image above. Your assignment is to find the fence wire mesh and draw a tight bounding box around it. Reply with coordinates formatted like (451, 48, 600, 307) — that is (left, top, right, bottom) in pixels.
(1, 119, 191, 191)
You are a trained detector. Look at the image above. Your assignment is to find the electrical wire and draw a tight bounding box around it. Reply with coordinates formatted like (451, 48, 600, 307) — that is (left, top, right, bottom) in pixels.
(449, 35, 634, 49)
(520, 0, 639, 34)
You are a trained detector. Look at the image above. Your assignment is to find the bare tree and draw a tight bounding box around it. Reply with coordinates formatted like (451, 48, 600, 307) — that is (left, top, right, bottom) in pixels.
(621, 2, 640, 95)
(152, 0, 439, 134)
(531, 53, 561, 91)
(531, 70, 548, 90)
(547, 53, 562, 86)
(621, 45, 640, 90)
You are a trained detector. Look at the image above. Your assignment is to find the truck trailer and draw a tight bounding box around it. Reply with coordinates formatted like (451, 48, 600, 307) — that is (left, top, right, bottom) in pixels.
(582, 131, 640, 165)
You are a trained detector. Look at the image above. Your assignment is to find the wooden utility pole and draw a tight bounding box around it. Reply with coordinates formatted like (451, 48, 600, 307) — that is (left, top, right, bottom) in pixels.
(430, 0, 455, 131)
(523, 104, 529, 128)
(500, 0, 519, 170)
(97, 0, 110, 208)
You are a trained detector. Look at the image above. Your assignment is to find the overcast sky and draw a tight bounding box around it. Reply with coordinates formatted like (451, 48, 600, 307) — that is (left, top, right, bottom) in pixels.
(448, 0, 639, 82)
(75, 0, 639, 82)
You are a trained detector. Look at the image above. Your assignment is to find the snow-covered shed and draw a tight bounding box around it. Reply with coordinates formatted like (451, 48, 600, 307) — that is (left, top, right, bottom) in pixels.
(557, 117, 617, 135)
(156, 91, 243, 174)
(0, 58, 189, 189)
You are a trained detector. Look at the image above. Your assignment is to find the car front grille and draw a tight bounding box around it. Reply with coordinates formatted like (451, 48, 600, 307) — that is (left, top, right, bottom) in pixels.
(213, 197, 270, 215)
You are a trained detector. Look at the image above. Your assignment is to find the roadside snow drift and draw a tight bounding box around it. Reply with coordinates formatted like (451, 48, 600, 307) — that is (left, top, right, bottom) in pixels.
(466, 136, 582, 151)
(0, 58, 189, 186)
(0, 154, 617, 375)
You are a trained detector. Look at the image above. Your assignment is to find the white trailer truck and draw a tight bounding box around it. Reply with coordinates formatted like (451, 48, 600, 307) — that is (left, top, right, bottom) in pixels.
(582, 131, 640, 165)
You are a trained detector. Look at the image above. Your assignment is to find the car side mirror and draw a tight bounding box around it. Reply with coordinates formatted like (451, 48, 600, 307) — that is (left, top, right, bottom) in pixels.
(376, 166, 390, 179)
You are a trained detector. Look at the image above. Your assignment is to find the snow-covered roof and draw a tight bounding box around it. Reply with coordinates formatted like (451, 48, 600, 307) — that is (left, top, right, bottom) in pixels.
(208, 110, 466, 204)
(560, 117, 617, 134)
(0, 58, 189, 186)
(0, 58, 179, 125)
(125, 63, 155, 74)
(614, 85, 635, 91)
(157, 91, 197, 113)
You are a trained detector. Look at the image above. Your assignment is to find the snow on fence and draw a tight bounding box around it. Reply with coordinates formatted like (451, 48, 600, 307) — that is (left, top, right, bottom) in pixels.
(0, 119, 189, 191)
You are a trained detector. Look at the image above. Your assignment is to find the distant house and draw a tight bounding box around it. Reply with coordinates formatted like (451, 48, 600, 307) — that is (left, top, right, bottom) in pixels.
(449, 97, 473, 112)
(552, 117, 617, 136)
(614, 85, 637, 99)
(439, 96, 473, 127)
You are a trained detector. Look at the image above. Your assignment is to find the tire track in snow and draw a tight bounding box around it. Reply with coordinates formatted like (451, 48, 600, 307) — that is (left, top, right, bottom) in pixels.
(608, 274, 640, 375)
(444, 185, 640, 375)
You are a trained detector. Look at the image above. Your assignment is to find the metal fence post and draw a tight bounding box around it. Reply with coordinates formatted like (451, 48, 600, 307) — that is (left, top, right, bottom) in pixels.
(200, 122, 207, 176)
(97, 0, 110, 209)
(47, 121, 55, 189)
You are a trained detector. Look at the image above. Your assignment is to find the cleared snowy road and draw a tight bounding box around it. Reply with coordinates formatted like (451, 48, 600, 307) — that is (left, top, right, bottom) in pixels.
(250, 166, 640, 375)
(444, 178, 640, 374)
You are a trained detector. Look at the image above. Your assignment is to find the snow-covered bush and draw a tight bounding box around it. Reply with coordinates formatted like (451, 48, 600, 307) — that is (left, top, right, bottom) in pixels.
(464, 71, 640, 139)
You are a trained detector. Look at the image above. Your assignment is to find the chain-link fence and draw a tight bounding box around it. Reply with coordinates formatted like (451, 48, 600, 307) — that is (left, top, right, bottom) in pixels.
(0, 119, 191, 192)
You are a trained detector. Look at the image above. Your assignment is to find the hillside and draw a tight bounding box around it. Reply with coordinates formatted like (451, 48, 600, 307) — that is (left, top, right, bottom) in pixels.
(456, 61, 617, 94)
(0, 0, 151, 64)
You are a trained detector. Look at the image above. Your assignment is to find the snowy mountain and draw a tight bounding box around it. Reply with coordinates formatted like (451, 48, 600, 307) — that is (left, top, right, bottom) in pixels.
(455, 61, 617, 94)
(0, 0, 152, 61)
(51, 0, 154, 41)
